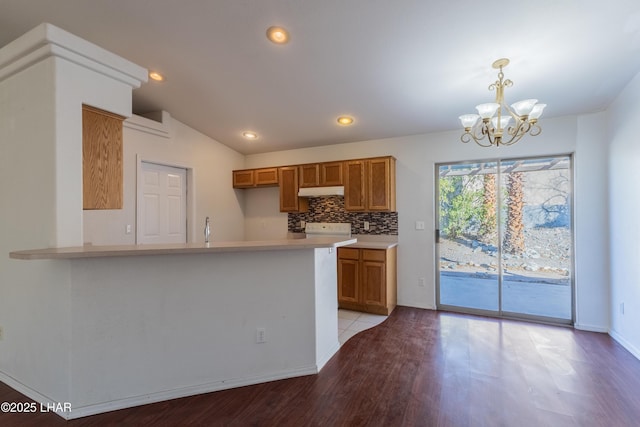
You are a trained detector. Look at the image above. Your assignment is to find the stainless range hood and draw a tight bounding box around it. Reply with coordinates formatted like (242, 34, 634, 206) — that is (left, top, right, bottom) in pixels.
(297, 186, 344, 197)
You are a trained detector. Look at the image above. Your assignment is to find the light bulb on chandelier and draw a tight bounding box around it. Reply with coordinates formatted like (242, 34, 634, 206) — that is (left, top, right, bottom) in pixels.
(459, 58, 546, 147)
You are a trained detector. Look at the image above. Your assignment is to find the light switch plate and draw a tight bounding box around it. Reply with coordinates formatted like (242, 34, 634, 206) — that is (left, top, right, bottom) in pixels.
(415, 221, 425, 230)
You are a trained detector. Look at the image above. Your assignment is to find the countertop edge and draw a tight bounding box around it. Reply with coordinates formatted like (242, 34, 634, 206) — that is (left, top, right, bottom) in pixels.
(9, 238, 357, 260)
(346, 242, 398, 249)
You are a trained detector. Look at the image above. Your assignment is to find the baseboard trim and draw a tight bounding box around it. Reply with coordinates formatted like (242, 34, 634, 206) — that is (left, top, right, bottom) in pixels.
(0, 371, 69, 418)
(2, 366, 318, 420)
(317, 341, 341, 371)
(609, 329, 640, 361)
(574, 323, 609, 333)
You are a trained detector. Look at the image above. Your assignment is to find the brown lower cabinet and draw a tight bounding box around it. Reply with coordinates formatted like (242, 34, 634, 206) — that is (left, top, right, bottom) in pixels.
(337, 246, 397, 315)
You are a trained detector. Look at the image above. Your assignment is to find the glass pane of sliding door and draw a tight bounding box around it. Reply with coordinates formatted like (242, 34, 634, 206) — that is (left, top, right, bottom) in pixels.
(436, 156, 573, 324)
(499, 157, 573, 321)
(437, 161, 500, 312)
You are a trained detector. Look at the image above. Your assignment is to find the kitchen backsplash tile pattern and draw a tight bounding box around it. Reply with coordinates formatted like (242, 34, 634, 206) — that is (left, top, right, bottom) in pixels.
(288, 196, 398, 235)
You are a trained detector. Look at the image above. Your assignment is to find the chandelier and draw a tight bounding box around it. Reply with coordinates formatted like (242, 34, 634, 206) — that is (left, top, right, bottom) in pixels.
(459, 58, 546, 147)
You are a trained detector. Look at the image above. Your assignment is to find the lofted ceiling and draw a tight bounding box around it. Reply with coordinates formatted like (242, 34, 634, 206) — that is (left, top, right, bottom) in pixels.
(2, 0, 640, 155)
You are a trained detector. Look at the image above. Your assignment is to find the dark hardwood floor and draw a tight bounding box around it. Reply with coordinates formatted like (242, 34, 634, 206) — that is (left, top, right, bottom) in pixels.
(2, 307, 640, 426)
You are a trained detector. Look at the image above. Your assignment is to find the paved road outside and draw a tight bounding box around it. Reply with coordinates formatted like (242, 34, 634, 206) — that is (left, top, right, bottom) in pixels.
(440, 271, 572, 320)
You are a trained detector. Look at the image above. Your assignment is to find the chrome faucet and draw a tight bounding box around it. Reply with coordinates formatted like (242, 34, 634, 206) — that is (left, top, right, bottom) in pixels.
(204, 216, 211, 243)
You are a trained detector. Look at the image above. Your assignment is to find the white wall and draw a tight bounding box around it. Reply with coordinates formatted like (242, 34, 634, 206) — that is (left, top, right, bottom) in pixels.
(574, 112, 610, 331)
(607, 70, 640, 358)
(0, 43, 141, 409)
(83, 114, 246, 245)
(0, 57, 73, 407)
(243, 115, 610, 330)
(243, 187, 286, 240)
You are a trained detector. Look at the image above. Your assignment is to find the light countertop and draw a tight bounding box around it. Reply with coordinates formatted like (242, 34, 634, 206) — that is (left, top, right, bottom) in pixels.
(346, 241, 398, 249)
(9, 237, 357, 260)
(346, 235, 398, 250)
(286, 233, 398, 250)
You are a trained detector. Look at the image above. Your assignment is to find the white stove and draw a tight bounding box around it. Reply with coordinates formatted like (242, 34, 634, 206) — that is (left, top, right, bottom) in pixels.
(304, 222, 351, 238)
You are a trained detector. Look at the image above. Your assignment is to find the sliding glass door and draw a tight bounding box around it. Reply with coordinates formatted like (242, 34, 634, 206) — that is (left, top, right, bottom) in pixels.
(436, 156, 573, 324)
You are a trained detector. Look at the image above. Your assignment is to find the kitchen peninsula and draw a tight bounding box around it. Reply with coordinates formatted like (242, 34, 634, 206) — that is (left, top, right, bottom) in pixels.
(0, 23, 358, 420)
(9, 237, 355, 419)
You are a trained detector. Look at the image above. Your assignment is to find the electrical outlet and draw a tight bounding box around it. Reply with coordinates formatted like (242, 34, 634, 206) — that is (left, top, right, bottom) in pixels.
(364, 221, 370, 231)
(125, 224, 132, 234)
(418, 278, 426, 287)
(0, 326, 4, 341)
(300, 220, 306, 229)
(256, 328, 266, 343)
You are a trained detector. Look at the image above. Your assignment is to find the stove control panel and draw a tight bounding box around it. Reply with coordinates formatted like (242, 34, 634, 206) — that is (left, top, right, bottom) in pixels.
(304, 222, 352, 236)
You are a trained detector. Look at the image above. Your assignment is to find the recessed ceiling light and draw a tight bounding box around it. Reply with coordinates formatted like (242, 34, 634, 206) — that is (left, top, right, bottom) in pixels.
(337, 116, 354, 126)
(266, 26, 290, 44)
(149, 71, 165, 82)
(242, 131, 258, 140)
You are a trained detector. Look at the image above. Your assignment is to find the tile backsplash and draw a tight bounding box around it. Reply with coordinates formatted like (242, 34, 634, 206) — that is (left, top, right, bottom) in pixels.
(288, 196, 398, 235)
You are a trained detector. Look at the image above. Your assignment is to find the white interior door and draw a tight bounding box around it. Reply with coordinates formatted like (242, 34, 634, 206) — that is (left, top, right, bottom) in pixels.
(137, 162, 187, 244)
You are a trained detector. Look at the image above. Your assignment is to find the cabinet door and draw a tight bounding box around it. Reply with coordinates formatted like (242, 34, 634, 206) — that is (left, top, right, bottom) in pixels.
(82, 105, 124, 210)
(255, 168, 279, 186)
(320, 162, 343, 186)
(361, 260, 386, 309)
(367, 157, 395, 211)
(338, 257, 360, 305)
(344, 160, 366, 211)
(299, 164, 320, 187)
(279, 167, 308, 212)
(233, 170, 255, 188)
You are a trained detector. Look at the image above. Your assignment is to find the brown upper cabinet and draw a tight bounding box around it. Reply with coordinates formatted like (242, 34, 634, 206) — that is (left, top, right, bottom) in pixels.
(233, 155, 395, 213)
(232, 167, 279, 188)
(232, 169, 254, 188)
(255, 168, 279, 186)
(367, 157, 396, 211)
(344, 160, 366, 211)
(82, 105, 125, 210)
(320, 161, 343, 186)
(299, 161, 344, 187)
(279, 166, 308, 213)
(344, 156, 396, 212)
(299, 163, 320, 187)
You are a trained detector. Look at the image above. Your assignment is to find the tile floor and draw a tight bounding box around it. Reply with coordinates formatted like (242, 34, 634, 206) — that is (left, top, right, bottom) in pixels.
(338, 309, 388, 346)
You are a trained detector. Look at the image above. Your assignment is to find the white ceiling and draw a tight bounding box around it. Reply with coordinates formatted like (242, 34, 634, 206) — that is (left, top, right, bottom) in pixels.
(2, 0, 640, 155)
